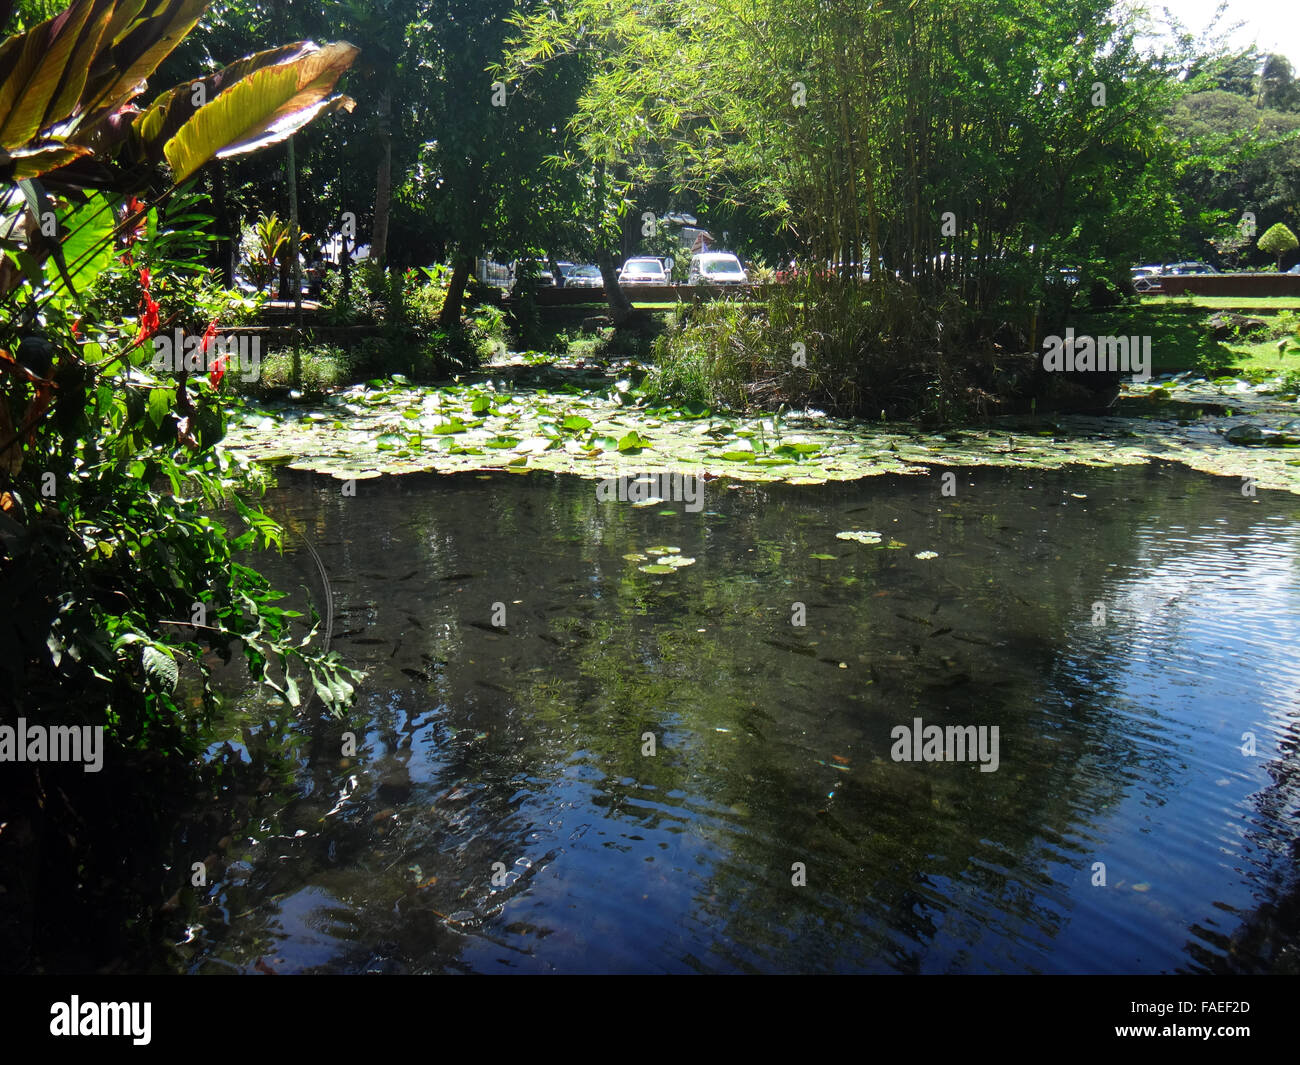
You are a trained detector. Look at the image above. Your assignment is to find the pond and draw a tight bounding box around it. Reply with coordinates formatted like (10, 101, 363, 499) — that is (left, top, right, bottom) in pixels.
(164, 460, 1300, 973)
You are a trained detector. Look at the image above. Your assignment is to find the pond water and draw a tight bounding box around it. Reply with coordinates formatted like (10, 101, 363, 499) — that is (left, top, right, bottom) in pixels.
(165, 461, 1300, 973)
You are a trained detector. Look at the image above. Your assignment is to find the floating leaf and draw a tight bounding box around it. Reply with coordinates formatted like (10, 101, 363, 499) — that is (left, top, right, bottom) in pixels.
(914, 550, 938, 560)
(638, 563, 676, 574)
(837, 530, 882, 544)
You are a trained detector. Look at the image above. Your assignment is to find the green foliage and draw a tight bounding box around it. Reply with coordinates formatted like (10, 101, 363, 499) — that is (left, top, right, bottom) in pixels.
(250, 344, 354, 393)
(649, 277, 976, 421)
(509, 0, 1185, 341)
(0, 1, 364, 754)
(1258, 223, 1299, 268)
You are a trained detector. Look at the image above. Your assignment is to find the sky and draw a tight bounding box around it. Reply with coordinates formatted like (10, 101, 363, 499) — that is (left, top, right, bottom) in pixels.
(1141, 0, 1300, 69)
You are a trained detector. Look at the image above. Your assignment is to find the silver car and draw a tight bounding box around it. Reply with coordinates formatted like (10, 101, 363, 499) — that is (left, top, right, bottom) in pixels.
(557, 263, 604, 288)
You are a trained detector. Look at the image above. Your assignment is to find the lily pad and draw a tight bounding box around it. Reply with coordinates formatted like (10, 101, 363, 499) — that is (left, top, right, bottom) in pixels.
(638, 563, 677, 574)
(836, 530, 883, 544)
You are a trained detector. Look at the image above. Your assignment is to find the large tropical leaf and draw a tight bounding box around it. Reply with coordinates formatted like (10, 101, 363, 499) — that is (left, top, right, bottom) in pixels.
(78, 0, 210, 125)
(133, 41, 310, 160)
(47, 189, 116, 300)
(0, 0, 114, 148)
(0, 0, 211, 180)
(1, 141, 91, 181)
(162, 41, 358, 184)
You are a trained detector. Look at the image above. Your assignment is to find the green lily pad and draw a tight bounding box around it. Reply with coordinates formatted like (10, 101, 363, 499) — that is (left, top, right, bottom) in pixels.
(638, 563, 676, 574)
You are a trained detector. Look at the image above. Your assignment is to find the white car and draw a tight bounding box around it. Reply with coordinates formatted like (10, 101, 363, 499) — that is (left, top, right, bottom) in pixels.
(618, 257, 668, 285)
(689, 252, 747, 285)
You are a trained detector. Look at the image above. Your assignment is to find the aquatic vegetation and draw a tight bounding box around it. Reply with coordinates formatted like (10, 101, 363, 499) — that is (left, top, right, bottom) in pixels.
(225, 372, 1300, 494)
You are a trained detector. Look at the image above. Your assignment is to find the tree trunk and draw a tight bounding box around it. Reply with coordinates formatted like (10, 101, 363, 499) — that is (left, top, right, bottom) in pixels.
(597, 249, 633, 325)
(288, 136, 303, 390)
(211, 162, 234, 288)
(438, 252, 473, 329)
(371, 81, 393, 268)
(593, 161, 633, 324)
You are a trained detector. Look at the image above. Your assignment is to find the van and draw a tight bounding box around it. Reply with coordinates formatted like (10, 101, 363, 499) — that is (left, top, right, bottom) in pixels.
(689, 252, 747, 285)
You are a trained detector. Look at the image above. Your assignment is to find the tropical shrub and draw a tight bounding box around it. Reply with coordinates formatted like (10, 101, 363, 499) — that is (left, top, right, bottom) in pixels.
(648, 276, 976, 420)
(1, 1, 363, 745)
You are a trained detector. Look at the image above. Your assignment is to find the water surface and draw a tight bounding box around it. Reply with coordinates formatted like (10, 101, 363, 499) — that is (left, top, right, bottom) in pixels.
(168, 462, 1300, 973)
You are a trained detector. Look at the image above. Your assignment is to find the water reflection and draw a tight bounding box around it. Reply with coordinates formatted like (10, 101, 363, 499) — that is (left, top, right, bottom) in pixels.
(163, 462, 1300, 973)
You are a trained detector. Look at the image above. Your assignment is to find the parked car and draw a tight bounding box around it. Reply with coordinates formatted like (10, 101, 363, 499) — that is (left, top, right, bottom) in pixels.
(618, 257, 668, 285)
(1287, 263, 1300, 275)
(511, 259, 554, 290)
(1132, 265, 1165, 293)
(557, 263, 604, 288)
(688, 252, 748, 285)
(1164, 261, 1218, 276)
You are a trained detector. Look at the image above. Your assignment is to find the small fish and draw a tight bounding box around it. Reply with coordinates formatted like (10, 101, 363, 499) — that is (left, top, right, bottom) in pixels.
(929, 627, 953, 638)
(347, 637, 387, 645)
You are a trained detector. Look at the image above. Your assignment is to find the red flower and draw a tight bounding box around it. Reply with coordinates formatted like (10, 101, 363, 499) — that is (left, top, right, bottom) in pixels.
(200, 318, 223, 388)
(135, 267, 160, 345)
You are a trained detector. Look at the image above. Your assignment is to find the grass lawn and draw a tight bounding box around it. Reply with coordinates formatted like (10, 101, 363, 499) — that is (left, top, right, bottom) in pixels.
(1080, 303, 1299, 374)
(1141, 295, 1300, 311)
